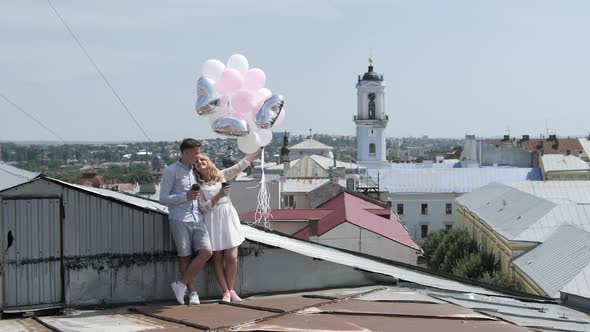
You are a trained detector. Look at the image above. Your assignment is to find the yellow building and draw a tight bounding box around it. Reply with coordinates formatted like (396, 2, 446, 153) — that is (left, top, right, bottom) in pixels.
(455, 181, 590, 298)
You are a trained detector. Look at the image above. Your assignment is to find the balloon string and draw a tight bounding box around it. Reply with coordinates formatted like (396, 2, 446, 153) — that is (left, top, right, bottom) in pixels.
(251, 148, 272, 229)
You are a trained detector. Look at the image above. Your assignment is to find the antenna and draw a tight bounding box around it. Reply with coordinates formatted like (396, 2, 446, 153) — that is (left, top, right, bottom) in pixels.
(546, 119, 549, 137)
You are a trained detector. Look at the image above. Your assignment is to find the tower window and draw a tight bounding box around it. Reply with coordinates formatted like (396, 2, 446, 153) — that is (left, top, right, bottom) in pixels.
(369, 143, 376, 154)
(368, 93, 376, 119)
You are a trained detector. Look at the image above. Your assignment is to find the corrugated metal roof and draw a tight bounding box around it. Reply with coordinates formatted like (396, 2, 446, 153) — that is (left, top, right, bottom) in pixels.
(431, 291, 590, 331)
(508, 181, 590, 204)
(0, 163, 39, 191)
(242, 225, 499, 295)
(513, 225, 590, 298)
(562, 264, 590, 299)
(541, 154, 590, 172)
(49, 178, 169, 214)
(288, 138, 333, 150)
(456, 181, 590, 242)
(371, 167, 541, 193)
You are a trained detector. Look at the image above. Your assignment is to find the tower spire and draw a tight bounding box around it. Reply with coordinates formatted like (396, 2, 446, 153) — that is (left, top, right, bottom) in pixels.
(369, 48, 374, 66)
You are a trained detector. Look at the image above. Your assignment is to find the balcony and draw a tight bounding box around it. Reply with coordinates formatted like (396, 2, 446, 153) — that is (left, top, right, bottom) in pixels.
(353, 115, 389, 128)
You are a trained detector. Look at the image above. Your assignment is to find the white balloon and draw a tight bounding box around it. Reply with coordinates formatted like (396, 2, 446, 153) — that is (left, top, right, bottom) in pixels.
(226, 54, 249, 75)
(238, 131, 261, 153)
(254, 88, 272, 104)
(202, 59, 225, 82)
(257, 128, 273, 146)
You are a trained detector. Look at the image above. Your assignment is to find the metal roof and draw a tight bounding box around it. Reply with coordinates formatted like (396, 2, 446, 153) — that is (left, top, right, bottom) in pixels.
(371, 167, 541, 193)
(508, 180, 590, 204)
(242, 225, 498, 295)
(48, 178, 169, 215)
(288, 138, 334, 150)
(541, 154, 590, 172)
(0, 163, 39, 191)
(431, 290, 590, 331)
(456, 181, 590, 242)
(513, 225, 590, 298)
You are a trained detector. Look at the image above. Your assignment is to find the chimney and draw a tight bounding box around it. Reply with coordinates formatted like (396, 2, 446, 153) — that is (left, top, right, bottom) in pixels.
(548, 134, 557, 141)
(308, 218, 320, 241)
(522, 135, 529, 141)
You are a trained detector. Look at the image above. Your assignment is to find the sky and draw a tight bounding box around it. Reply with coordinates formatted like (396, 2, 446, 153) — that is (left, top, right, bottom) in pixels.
(1, 0, 589, 142)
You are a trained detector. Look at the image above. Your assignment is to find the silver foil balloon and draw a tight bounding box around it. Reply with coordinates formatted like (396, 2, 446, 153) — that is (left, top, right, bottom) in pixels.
(211, 115, 250, 137)
(195, 76, 221, 116)
(255, 94, 284, 129)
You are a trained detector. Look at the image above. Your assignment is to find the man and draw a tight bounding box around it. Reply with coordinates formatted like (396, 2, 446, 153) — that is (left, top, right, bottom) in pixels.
(160, 138, 212, 305)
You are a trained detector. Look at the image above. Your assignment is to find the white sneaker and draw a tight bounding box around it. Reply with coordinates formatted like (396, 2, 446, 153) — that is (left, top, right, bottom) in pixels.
(171, 281, 187, 305)
(189, 291, 200, 305)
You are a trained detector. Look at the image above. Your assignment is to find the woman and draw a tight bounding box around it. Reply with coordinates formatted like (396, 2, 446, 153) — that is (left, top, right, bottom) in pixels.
(194, 148, 262, 302)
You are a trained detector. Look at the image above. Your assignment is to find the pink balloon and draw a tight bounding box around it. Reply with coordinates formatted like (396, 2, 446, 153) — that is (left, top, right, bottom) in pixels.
(215, 68, 243, 95)
(274, 107, 286, 126)
(243, 68, 266, 92)
(231, 90, 257, 114)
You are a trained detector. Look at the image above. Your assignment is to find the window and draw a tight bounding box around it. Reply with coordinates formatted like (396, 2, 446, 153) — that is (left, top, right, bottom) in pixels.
(283, 195, 294, 208)
(421, 224, 429, 238)
(397, 203, 404, 215)
(421, 203, 428, 215)
(446, 203, 452, 215)
(368, 93, 376, 119)
(445, 224, 453, 231)
(369, 143, 376, 154)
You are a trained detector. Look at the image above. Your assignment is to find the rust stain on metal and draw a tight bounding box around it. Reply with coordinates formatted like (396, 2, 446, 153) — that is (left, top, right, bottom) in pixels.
(134, 303, 275, 330)
(236, 314, 533, 332)
(314, 300, 492, 319)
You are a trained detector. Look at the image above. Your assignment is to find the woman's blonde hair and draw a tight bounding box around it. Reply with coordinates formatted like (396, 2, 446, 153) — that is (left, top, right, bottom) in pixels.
(194, 154, 224, 183)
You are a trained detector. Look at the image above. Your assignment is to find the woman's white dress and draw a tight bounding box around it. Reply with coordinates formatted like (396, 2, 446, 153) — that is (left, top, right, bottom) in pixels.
(199, 159, 250, 251)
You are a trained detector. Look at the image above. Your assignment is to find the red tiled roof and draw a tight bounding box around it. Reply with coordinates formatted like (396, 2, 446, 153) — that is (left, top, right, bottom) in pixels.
(242, 192, 419, 251)
(240, 209, 335, 221)
(485, 138, 583, 155)
(316, 192, 420, 250)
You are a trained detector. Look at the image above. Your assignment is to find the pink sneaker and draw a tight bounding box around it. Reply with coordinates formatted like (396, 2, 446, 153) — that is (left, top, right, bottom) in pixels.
(230, 290, 242, 302)
(220, 291, 231, 303)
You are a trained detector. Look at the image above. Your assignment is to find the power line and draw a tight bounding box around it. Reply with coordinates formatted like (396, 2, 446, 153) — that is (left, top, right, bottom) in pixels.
(0, 93, 66, 143)
(46, 0, 152, 143)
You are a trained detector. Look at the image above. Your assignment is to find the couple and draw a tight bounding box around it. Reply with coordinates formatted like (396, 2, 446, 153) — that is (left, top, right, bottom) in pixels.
(159, 138, 261, 305)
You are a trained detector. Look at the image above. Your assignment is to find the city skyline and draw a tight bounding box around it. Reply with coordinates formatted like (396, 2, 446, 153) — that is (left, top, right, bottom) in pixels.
(2, 1, 590, 142)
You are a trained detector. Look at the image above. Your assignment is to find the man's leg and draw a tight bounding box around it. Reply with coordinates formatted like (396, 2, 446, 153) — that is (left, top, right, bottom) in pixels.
(179, 256, 195, 292)
(181, 248, 212, 286)
(180, 222, 212, 286)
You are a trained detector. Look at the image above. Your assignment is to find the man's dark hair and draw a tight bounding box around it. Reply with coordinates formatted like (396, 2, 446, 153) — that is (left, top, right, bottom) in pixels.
(180, 138, 201, 152)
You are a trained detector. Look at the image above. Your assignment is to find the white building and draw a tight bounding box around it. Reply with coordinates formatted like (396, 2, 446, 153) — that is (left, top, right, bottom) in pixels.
(371, 167, 542, 240)
(355, 57, 388, 167)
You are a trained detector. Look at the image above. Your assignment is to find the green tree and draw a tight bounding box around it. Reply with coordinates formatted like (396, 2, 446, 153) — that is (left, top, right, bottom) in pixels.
(422, 226, 521, 291)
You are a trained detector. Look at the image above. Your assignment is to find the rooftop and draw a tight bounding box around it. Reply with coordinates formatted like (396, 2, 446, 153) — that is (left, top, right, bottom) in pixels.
(456, 181, 590, 243)
(8, 284, 590, 331)
(288, 138, 334, 151)
(513, 225, 590, 298)
(371, 167, 541, 193)
(0, 162, 39, 191)
(541, 154, 590, 172)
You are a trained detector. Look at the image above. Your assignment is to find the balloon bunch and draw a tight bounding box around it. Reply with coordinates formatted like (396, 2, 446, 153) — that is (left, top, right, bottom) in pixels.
(196, 54, 286, 153)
